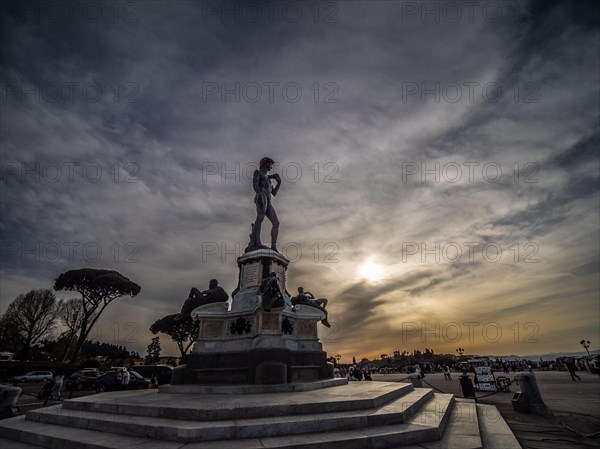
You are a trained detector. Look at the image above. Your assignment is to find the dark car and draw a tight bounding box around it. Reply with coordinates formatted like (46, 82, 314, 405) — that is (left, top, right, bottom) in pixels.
(95, 370, 149, 393)
(131, 365, 173, 386)
(66, 370, 104, 391)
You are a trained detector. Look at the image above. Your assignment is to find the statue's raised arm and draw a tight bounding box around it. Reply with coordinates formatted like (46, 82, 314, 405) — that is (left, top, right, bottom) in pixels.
(269, 173, 281, 196)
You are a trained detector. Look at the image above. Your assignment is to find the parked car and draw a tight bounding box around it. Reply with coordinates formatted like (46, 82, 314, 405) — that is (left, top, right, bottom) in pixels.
(66, 370, 104, 391)
(95, 370, 149, 393)
(131, 365, 173, 386)
(10, 371, 53, 383)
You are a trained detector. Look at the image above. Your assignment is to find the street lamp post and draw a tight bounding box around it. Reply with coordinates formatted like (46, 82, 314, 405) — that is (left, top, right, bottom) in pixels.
(580, 340, 591, 357)
(456, 347, 465, 357)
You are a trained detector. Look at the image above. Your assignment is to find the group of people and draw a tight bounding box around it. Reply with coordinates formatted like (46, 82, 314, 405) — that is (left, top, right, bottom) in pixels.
(116, 368, 159, 389)
(565, 356, 600, 380)
(36, 372, 66, 402)
(333, 365, 373, 381)
(41, 367, 161, 402)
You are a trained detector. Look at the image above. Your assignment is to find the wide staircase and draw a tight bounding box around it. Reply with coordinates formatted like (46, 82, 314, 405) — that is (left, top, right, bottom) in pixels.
(0, 381, 521, 448)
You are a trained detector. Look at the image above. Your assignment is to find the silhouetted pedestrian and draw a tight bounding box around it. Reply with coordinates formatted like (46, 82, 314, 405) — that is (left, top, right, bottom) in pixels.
(566, 359, 581, 381)
(51, 373, 64, 400)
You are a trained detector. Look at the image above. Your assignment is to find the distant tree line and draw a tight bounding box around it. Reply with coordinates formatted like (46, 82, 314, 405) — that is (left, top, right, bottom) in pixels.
(7, 335, 139, 364)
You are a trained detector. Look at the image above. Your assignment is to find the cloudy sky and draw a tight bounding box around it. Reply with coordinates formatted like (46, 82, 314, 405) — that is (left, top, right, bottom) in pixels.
(1, 0, 598, 361)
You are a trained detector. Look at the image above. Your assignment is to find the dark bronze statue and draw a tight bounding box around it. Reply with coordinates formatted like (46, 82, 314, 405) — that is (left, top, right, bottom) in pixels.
(292, 287, 331, 328)
(246, 157, 281, 252)
(174, 279, 229, 320)
(258, 272, 284, 311)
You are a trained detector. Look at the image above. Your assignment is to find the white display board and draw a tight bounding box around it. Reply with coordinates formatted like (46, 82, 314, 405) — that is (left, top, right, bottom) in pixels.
(474, 366, 497, 392)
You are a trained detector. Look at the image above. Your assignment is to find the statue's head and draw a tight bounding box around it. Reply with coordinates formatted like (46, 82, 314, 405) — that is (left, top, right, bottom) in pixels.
(298, 287, 304, 293)
(209, 279, 218, 288)
(259, 157, 275, 171)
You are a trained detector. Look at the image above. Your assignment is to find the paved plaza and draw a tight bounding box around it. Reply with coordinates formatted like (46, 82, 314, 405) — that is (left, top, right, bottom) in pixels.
(373, 370, 600, 449)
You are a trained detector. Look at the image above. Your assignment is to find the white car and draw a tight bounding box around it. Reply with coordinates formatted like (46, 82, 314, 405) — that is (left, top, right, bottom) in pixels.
(10, 371, 53, 383)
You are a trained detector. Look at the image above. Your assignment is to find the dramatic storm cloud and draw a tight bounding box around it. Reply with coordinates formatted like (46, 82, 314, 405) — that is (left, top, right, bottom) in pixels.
(1, 0, 598, 360)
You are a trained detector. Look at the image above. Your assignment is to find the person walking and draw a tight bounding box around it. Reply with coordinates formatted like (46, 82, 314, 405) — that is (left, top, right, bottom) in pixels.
(443, 365, 452, 380)
(414, 364, 423, 379)
(150, 373, 159, 388)
(566, 358, 581, 381)
(592, 356, 600, 376)
(116, 369, 124, 390)
(122, 368, 131, 390)
(51, 373, 64, 401)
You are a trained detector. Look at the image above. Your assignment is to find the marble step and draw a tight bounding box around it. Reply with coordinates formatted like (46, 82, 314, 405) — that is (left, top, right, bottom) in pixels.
(384, 398, 482, 449)
(0, 437, 44, 449)
(0, 394, 455, 449)
(62, 382, 414, 421)
(25, 389, 435, 442)
(476, 403, 522, 449)
(389, 401, 523, 449)
(0, 416, 182, 449)
(160, 378, 348, 394)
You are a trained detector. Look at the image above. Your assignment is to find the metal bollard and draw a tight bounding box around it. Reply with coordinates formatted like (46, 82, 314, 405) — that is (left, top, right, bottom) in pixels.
(513, 371, 545, 414)
(459, 373, 476, 399)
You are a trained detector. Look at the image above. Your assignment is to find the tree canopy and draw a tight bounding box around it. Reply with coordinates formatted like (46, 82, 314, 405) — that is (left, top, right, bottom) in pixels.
(150, 314, 199, 361)
(54, 268, 141, 363)
(146, 336, 161, 364)
(0, 289, 60, 360)
(54, 268, 141, 305)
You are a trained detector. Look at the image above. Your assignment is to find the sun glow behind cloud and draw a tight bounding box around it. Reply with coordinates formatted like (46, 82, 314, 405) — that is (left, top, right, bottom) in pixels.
(1, 0, 598, 361)
(359, 262, 384, 282)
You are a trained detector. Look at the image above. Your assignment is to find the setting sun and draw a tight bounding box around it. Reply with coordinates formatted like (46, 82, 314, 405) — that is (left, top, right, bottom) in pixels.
(359, 262, 383, 282)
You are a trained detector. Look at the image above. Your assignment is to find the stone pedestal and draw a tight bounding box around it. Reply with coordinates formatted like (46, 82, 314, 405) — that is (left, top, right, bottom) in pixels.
(172, 249, 332, 385)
